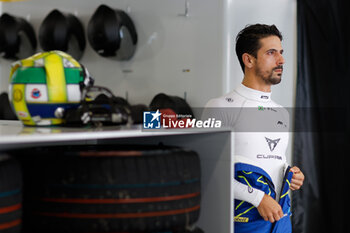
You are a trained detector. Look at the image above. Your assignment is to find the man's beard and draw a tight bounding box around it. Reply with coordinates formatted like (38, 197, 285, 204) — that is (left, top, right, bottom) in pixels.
(256, 66, 283, 85)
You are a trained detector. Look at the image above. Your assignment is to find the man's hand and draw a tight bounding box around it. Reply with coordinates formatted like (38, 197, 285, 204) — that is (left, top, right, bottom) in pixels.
(257, 194, 283, 223)
(290, 166, 304, 190)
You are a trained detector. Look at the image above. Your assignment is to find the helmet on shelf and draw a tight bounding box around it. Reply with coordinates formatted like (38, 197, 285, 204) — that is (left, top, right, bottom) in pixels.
(0, 13, 37, 60)
(88, 4, 138, 60)
(39, 9, 86, 61)
(8, 50, 93, 126)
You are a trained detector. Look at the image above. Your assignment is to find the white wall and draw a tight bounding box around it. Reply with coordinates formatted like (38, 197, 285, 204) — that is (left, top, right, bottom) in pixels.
(0, 0, 226, 107)
(229, 0, 297, 108)
(0, 0, 296, 108)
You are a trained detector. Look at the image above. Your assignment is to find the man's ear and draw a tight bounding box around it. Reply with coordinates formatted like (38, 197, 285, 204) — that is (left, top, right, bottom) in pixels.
(242, 53, 254, 69)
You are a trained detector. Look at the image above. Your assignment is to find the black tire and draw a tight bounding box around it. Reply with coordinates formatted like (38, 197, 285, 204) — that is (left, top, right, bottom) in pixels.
(20, 145, 201, 233)
(0, 156, 22, 233)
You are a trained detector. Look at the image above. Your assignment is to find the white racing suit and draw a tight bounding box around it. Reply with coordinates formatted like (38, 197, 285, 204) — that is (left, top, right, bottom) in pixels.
(204, 84, 292, 233)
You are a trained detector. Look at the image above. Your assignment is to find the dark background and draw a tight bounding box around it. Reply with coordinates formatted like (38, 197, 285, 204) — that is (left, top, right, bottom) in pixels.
(293, 0, 350, 232)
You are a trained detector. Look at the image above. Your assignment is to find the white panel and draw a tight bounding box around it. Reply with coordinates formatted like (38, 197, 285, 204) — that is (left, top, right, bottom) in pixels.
(25, 84, 48, 102)
(66, 84, 80, 102)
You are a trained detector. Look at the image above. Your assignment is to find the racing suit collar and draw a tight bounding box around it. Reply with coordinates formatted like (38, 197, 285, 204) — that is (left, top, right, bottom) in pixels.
(236, 84, 272, 102)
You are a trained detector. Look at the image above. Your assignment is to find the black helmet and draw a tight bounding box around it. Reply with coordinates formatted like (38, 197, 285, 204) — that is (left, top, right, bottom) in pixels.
(150, 93, 195, 118)
(39, 9, 86, 60)
(0, 13, 37, 60)
(88, 4, 137, 60)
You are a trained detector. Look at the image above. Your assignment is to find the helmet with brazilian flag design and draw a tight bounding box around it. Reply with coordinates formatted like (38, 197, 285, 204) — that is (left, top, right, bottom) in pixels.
(9, 50, 94, 126)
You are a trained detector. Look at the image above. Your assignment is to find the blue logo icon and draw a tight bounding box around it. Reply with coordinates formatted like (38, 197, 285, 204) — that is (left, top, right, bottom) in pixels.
(31, 88, 41, 99)
(143, 110, 161, 129)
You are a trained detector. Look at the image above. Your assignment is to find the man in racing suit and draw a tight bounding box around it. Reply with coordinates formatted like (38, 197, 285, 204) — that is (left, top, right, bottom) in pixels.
(205, 24, 304, 232)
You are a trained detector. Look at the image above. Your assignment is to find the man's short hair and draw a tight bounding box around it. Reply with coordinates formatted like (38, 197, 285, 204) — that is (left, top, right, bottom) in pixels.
(235, 24, 283, 73)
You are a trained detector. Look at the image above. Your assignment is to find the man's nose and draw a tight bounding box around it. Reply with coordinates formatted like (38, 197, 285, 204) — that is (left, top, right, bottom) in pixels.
(278, 53, 285, 65)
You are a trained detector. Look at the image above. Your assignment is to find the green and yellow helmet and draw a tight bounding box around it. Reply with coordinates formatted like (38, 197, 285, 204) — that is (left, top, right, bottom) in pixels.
(9, 50, 93, 126)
